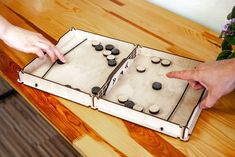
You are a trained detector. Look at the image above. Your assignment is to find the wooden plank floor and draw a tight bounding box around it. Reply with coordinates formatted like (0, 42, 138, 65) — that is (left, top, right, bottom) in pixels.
(0, 77, 82, 157)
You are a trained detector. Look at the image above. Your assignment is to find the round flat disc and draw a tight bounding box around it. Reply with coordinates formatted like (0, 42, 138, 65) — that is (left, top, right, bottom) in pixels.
(136, 65, 146, 73)
(124, 100, 135, 109)
(148, 104, 160, 114)
(91, 86, 101, 95)
(105, 44, 114, 50)
(151, 56, 161, 64)
(95, 44, 104, 51)
(117, 95, 128, 103)
(91, 40, 101, 47)
(111, 48, 120, 55)
(152, 82, 162, 90)
(108, 59, 117, 67)
(133, 104, 144, 112)
(161, 59, 171, 66)
(103, 50, 111, 57)
(107, 55, 116, 60)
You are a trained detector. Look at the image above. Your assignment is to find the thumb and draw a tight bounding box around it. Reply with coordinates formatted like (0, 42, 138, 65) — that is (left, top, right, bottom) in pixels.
(199, 91, 219, 109)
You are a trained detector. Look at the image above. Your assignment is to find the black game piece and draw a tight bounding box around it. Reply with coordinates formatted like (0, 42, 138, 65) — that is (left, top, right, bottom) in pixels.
(111, 48, 120, 55)
(152, 82, 162, 90)
(95, 44, 104, 51)
(91, 86, 101, 95)
(105, 44, 114, 50)
(108, 59, 117, 67)
(56, 59, 65, 65)
(124, 100, 135, 109)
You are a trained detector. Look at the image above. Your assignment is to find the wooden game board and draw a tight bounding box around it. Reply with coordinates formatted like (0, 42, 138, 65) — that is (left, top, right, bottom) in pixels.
(18, 28, 205, 141)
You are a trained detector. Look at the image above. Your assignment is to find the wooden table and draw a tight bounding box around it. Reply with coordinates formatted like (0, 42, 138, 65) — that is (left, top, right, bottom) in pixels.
(0, 0, 234, 156)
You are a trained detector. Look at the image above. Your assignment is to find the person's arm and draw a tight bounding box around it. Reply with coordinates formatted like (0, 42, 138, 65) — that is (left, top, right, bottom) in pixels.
(167, 58, 235, 109)
(0, 15, 65, 63)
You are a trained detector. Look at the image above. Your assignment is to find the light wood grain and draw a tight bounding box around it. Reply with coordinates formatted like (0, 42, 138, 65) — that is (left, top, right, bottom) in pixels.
(0, 0, 234, 156)
(0, 2, 184, 157)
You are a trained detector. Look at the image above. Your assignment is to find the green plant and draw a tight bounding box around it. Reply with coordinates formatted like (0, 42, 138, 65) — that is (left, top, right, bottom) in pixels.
(217, 6, 235, 60)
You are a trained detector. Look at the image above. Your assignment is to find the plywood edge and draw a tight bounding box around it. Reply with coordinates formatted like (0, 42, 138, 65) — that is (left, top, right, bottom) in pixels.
(95, 97, 185, 139)
(18, 71, 92, 107)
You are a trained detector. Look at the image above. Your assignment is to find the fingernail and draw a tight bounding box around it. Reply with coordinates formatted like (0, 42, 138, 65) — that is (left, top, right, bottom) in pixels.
(200, 104, 206, 109)
(199, 103, 203, 109)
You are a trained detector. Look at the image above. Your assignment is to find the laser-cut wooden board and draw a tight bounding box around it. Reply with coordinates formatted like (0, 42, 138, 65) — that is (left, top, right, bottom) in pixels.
(18, 28, 204, 141)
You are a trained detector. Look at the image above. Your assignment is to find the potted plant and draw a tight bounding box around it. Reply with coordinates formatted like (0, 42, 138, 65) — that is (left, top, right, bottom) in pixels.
(217, 6, 235, 60)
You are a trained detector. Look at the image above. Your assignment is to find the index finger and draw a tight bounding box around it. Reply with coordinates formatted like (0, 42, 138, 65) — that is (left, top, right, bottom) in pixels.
(39, 39, 66, 63)
(53, 47, 66, 63)
(166, 70, 197, 81)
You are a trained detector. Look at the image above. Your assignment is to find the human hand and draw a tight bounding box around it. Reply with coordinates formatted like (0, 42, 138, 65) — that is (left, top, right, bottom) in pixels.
(0, 18, 65, 63)
(166, 58, 235, 109)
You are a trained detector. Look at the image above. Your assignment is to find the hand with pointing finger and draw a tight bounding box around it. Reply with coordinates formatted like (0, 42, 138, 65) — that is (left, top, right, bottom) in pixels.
(0, 15, 65, 63)
(166, 58, 235, 109)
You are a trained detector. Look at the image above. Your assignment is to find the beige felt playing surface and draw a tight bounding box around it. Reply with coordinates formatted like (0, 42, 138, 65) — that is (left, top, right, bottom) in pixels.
(103, 47, 203, 126)
(27, 30, 136, 94)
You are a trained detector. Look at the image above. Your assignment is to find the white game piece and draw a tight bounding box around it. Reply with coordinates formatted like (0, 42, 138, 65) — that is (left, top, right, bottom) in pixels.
(91, 40, 101, 47)
(136, 65, 146, 73)
(107, 55, 116, 60)
(151, 56, 161, 64)
(117, 95, 128, 103)
(161, 59, 171, 66)
(133, 104, 144, 112)
(148, 104, 160, 114)
(103, 50, 111, 57)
